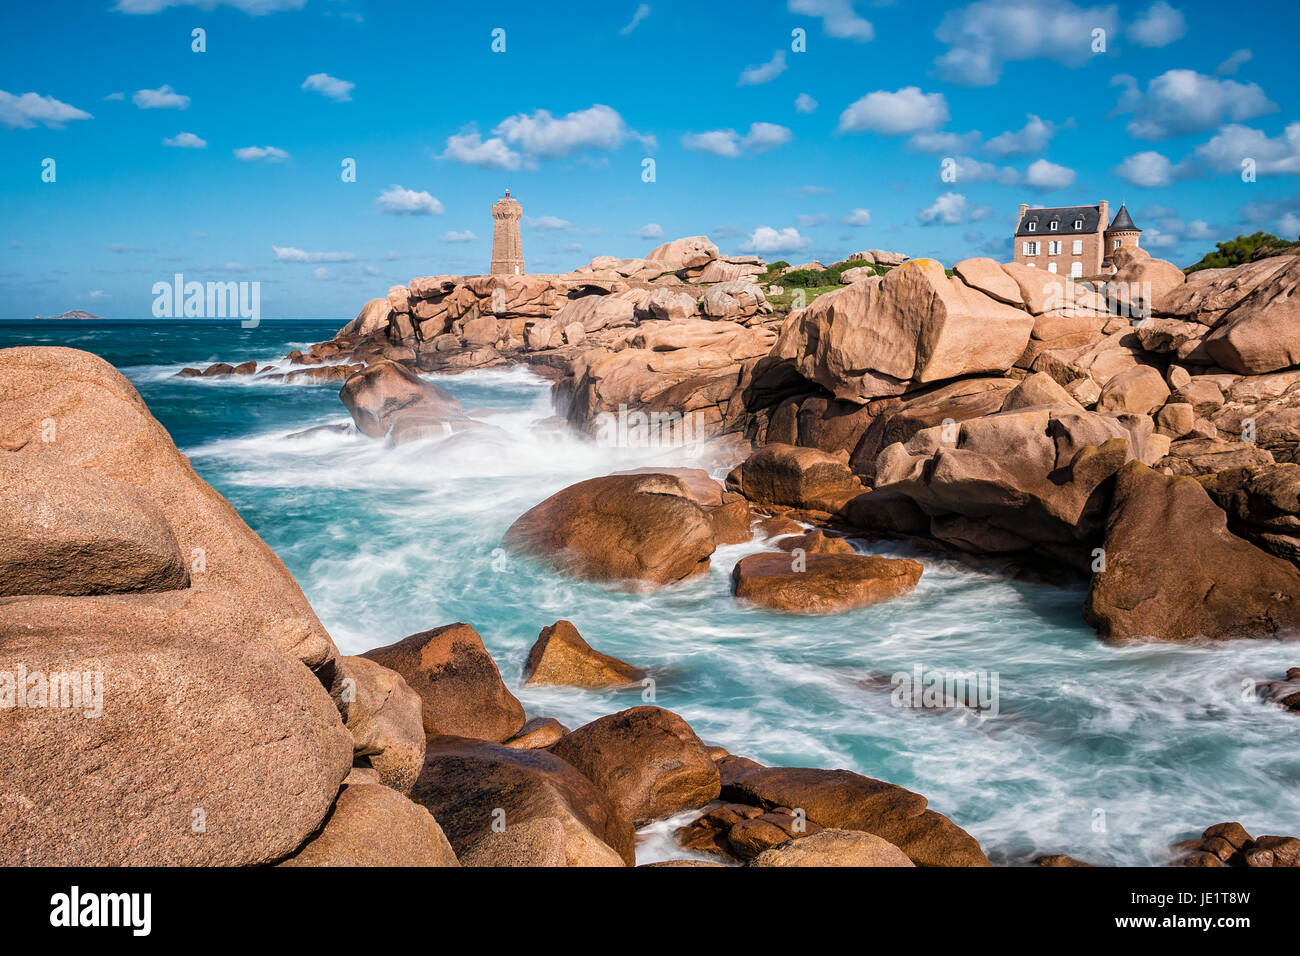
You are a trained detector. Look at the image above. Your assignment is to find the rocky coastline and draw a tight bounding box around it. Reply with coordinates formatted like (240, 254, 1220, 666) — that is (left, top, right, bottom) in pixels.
(5, 233, 1300, 866)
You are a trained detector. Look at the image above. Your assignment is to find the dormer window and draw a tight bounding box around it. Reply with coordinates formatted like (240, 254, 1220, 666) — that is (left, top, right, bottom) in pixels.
(1050, 221, 1059, 231)
(1074, 219, 1083, 229)
(1027, 222, 1036, 232)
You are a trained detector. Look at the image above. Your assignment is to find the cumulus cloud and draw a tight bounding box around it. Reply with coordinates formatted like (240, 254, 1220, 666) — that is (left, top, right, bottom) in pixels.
(636, 223, 664, 239)
(440, 230, 478, 243)
(1022, 158, 1076, 189)
(442, 104, 645, 169)
(681, 122, 792, 157)
(234, 145, 289, 162)
(376, 185, 444, 215)
(103, 92, 125, 101)
(620, 3, 651, 34)
(0, 90, 91, 128)
(272, 246, 357, 263)
(842, 208, 872, 226)
(909, 129, 983, 154)
(934, 0, 1119, 87)
(1215, 48, 1252, 76)
(789, 0, 874, 41)
(526, 216, 574, 231)
(162, 131, 206, 148)
(133, 84, 189, 109)
(838, 87, 949, 135)
(947, 155, 1020, 185)
(1194, 123, 1300, 176)
(795, 213, 829, 227)
(984, 114, 1063, 157)
(301, 73, 354, 102)
(795, 93, 818, 114)
(918, 192, 992, 225)
(739, 226, 811, 253)
(1128, 1, 1185, 48)
(739, 50, 787, 86)
(1114, 150, 1186, 187)
(1113, 69, 1277, 140)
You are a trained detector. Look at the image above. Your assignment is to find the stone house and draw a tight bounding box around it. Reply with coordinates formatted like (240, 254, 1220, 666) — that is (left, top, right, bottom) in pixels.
(1012, 200, 1141, 278)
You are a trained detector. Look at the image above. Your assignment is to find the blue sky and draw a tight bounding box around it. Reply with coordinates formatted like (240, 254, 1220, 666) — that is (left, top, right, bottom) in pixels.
(1, 0, 1297, 319)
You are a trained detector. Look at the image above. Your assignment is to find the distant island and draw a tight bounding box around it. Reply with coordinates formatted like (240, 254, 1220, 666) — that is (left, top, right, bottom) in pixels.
(34, 310, 101, 320)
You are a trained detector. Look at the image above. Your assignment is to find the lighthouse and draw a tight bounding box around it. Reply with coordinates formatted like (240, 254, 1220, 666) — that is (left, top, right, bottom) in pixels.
(489, 188, 525, 276)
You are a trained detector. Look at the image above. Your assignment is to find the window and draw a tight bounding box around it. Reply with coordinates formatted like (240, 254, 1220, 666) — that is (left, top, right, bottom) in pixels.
(1070, 262, 1083, 278)
(1073, 239, 1083, 255)
(1049, 240, 1061, 255)
(1074, 219, 1083, 229)
(1022, 241, 1039, 256)
(1027, 222, 1037, 232)
(1048, 262, 1058, 274)
(1114, 239, 1121, 249)
(1050, 221, 1059, 231)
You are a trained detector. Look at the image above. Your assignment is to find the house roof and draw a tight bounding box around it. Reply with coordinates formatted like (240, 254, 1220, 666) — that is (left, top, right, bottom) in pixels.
(1108, 203, 1141, 233)
(1015, 205, 1101, 237)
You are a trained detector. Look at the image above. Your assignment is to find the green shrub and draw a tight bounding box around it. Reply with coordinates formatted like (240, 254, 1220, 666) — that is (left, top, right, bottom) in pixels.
(1185, 232, 1300, 273)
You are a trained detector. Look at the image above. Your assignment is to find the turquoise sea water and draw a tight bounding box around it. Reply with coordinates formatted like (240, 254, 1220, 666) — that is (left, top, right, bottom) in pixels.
(4, 319, 1299, 865)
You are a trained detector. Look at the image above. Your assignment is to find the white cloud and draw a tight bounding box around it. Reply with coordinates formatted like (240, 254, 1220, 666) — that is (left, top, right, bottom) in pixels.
(841, 208, 872, 227)
(234, 145, 289, 162)
(526, 216, 574, 231)
(1128, 1, 1185, 48)
(1022, 158, 1076, 189)
(740, 226, 811, 254)
(934, 0, 1119, 87)
(0, 90, 91, 129)
(133, 84, 189, 110)
(984, 114, 1060, 157)
(114, 0, 305, 12)
(837, 87, 949, 135)
(312, 266, 331, 279)
(443, 104, 645, 169)
(620, 3, 651, 34)
(795, 213, 829, 227)
(1194, 123, 1300, 176)
(376, 185, 444, 215)
(301, 73, 354, 102)
(947, 155, 1020, 185)
(789, 0, 874, 41)
(681, 122, 792, 157)
(103, 92, 125, 101)
(440, 231, 478, 243)
(795, 93, 818, 113)
(636, 223, 665, 239)
(1114, 150, 1194, 187)
(272, 246, 357, 263)
(739, 50, 787, 86)
(1280, 213, 1300, 238)
(1116, 69, 1277, 141)
(363, 264, 381, 276)
(440, 131, 523, 170)
(162, 131, 206, 148)
(918, 192, 991, 225)
(1215, 48, 1252, 76)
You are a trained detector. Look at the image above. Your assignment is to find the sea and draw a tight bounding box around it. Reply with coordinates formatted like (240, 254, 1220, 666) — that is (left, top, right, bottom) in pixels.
(4, 317, 1298, 865)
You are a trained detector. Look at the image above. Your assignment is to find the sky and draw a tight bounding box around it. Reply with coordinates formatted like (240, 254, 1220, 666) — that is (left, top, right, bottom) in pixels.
(1, 0, 1298, 319)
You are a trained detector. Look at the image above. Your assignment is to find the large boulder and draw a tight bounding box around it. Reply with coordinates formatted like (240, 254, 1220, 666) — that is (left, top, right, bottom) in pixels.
(338, 360, 471, 439)
(773, 259, 1034, 402)
(550, 707, 720, 825)
(0, 624, 352, 865)
(748, 828, 915, 867)
(522, 620, 646, 688)
(646, 236, 719, 273)
(412, 736, 635, 866)
(1105, 246, 1186, 318)
(1200, 463, 1300, 566)
(0, 454, 189, 597)
(1095, 364, 1171, 415)
(335, 297, 391, 340)
(731, 551, 922, 614)
(504, 472, 718, 586)
(1202, 257, 1300, 374)
(732, 443, 865, 513)
(334, 655, 425, 794)
(279, 783, 459, 867)
(361, 623, 525, 742)
(1084, 461, 1300, 641)
(722, 765, 989, 866)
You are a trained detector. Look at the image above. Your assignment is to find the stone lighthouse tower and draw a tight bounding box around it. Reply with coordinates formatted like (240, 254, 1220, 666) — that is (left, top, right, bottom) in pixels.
(490, 189, 525, 276)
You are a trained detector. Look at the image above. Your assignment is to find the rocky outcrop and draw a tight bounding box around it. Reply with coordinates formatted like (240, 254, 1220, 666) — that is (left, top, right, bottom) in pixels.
(279, 783, 459, 867)
(1172, 822, 1300, 867)
(522, 620, 646, 688)
(504, 472, 719, 586)
(729, 443, 865, 513)
(550, 706, 721, 825)
(1254, 668, 1300, 713)
(1084, 462, 1300, 641)
(334, 655, 425, 794)
(748, 828, 915, 867)
(339, 359, 475, 441)
(361, 624, 526, 741)
(732, 551, 923, 614)
(412, 736, 634, 866)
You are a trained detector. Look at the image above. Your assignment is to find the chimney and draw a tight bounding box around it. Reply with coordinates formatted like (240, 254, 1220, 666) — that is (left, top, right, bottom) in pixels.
(1099, 199, 1109, 234)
